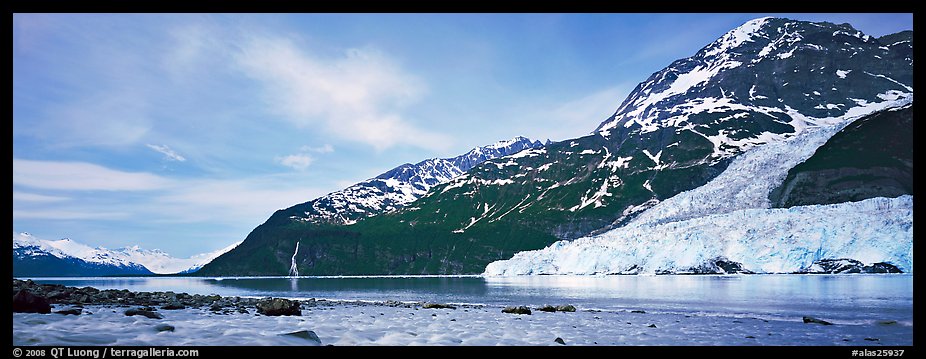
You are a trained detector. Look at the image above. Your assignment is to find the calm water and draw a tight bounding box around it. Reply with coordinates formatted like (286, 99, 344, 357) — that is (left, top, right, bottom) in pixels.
(25, 275, 913, 325)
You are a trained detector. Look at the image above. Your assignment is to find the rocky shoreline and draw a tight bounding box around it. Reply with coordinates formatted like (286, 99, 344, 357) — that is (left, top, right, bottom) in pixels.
(11, 279, 507, 316)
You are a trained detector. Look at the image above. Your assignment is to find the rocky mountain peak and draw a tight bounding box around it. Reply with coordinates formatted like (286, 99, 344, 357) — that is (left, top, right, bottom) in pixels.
(596, 17, 912, 161)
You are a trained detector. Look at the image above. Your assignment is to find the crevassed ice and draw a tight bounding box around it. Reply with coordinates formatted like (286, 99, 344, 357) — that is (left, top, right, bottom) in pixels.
(484, 195, 913, 276)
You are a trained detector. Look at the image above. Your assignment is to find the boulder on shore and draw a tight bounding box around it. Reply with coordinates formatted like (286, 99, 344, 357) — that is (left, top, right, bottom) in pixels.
(161, 302, 185, 310)
(502, 306, 532, 315)
(256, 297, 301, 316)
(125, 308, 164, 319)
(422, 303, 456, 309)
(802, 316, 833, 325)
(537, 305, 557, 312)
(537, 304, 575, 313)
(281, 330, 322, 345)
(155, 324, 175, 332)
(54, 308, 82, 316)
(13, 289, 51, 314)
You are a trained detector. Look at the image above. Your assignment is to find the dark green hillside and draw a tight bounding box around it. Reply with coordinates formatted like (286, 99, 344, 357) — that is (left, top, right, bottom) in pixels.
(769, 106, 913, 208)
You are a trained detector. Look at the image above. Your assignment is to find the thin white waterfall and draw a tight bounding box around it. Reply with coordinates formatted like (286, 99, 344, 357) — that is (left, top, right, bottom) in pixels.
(289, 241, 300, 277)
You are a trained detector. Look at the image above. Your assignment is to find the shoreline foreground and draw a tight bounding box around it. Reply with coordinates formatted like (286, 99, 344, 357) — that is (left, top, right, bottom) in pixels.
(12, 279, 912, 346)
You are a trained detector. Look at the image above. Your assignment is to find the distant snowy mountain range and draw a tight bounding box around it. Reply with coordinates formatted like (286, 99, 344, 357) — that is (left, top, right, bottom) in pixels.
(12, 232, 241, 276)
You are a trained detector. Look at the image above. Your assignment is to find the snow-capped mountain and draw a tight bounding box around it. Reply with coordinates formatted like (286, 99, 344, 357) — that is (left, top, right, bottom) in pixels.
(199, 17, 913, 276)
(597, 17, 912, 160)
(484, 102, 913, 275)
(479, 19, 914, 276)
(12, 232, 242, 276)
(392, 17, 913, 242)
(287, 136, 544, 225)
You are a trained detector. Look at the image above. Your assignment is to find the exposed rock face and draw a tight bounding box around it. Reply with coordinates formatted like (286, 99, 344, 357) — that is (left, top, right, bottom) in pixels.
(682, 258, 754, 274)
(797, 259, 902, 274)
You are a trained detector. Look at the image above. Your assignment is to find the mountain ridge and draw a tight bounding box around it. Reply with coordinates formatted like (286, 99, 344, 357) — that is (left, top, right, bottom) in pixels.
(286, 136, 544, 225)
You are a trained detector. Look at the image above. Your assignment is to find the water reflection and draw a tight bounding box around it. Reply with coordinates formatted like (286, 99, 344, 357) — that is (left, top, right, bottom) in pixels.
(206, 276, 491, 300)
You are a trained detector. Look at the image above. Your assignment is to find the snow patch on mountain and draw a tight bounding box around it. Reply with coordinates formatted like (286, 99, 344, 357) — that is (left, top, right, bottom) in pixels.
(705, 17, 772, 57)
(484, 195, 913, 276)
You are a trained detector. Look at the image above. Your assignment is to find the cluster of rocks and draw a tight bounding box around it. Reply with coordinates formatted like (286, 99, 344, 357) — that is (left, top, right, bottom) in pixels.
(421, 302, 456, 309)
(502, 306, 533, 315)
(536, 304, 576, 313)
(501, 304, 577, 315)
(12, 280, 488, 317)
(12, 279, 312, 317)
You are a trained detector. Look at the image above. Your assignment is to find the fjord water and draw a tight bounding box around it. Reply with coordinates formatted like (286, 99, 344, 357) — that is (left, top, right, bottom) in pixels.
(28, 275, 912, 325)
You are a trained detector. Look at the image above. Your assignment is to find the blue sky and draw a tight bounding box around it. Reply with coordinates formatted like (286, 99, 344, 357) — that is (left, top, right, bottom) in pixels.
(12, 13, 913, 257)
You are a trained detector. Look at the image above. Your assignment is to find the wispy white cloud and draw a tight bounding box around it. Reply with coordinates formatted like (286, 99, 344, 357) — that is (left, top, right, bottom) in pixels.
(13, 159, 326, 228)
(276, 153, 315, 171)
(301, 144, 334, 154)
(13, 209, 131, 220)
(146, 144, 187, 162)
(235, 36, 451, 151)
(13, 159, 173, 191)
(13, 191, 69, 203)
(276, 143, 336, 171)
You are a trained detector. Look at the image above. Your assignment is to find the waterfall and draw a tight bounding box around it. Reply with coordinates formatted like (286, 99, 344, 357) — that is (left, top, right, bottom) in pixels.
(289, 241, 300, 277)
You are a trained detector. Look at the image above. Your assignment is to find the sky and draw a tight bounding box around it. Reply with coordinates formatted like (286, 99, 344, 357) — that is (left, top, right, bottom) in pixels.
(12, 13, 913, 257)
